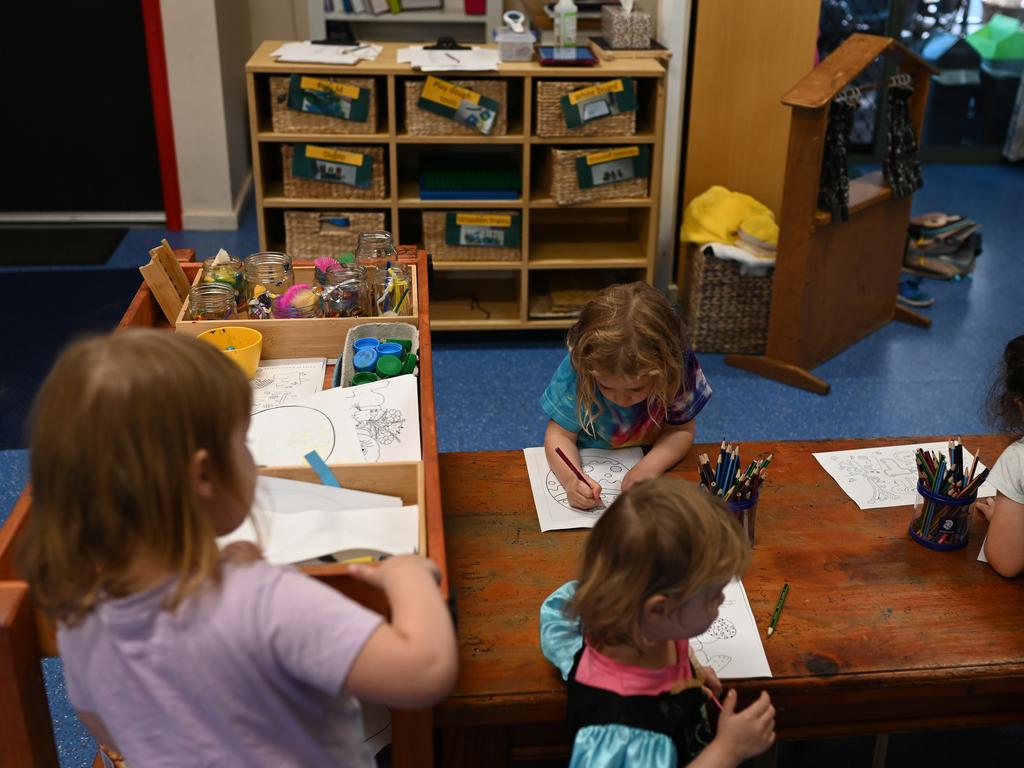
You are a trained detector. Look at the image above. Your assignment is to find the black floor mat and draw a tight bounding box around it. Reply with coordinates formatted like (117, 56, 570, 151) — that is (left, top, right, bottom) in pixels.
(0, 227, 127, 266)
(0, 268, 142, 448)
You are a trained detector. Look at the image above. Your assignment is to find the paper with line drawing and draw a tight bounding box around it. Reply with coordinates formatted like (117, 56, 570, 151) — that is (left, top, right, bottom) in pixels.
(813, 441, 996, 510)
(523, 446, 643, 531)
(694, 579, 771, 679)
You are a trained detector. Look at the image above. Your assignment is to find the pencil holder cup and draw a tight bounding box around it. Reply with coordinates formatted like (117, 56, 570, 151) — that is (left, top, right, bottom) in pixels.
(909, 481, 975, 551)
(726, 493, 758, 547)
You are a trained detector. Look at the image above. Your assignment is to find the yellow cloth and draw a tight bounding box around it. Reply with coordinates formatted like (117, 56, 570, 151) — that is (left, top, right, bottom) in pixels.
(680, 186, 778, 247)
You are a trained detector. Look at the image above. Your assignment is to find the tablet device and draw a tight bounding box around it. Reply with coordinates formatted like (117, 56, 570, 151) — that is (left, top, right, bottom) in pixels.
(536, 46, 598, 66)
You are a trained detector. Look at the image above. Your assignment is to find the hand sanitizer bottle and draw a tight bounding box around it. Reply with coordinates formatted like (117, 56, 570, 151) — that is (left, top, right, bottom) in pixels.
(553, 0, 578, 48)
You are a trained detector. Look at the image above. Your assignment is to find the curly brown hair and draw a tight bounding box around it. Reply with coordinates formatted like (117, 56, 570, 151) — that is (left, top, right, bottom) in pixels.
(567, 282, 689, 436)
(987, 334, 1024, 434)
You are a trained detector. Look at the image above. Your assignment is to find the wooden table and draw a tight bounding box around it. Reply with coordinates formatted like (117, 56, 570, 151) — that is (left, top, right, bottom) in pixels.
(436, 436, 1024, 764)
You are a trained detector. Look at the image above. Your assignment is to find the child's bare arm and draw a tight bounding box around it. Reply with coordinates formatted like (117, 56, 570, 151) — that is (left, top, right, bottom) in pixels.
(622, 421, 696, 491)
(344, 556, 457, 708)
(544, 420, 603, 509)
(980, 492, 1024, 578)
(688, 690, 776, 767)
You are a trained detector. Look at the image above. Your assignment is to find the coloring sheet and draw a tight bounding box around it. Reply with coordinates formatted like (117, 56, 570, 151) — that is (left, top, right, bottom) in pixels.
(250, 358, 326, 413)
(218, 476, 417, 564)
(523, 446, 643, 531)
(336, 374, 421, 462)
(248, 386, 364, 467)
(812, 441, 996, 510)
(693, 579, 772, 680)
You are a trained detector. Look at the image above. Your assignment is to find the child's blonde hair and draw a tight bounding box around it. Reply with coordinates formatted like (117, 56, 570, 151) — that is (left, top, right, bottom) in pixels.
(567, 282, 688, 435)
(570, 477, 750, 650)
(19, 330, 252, 626)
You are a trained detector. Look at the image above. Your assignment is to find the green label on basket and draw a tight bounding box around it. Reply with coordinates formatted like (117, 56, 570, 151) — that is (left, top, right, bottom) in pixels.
(291, 144, 372, 188)
(575, 145, 649, 189)
(445, 212, 521, 248)
(561, 77, 638, 128)
(417, 76, 500, 136)
(287, 75, 371, 122)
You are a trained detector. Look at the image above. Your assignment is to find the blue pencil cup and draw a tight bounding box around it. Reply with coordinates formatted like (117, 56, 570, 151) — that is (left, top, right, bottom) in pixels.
(727, 492, 758, 547)
(909, 480, 975, 552)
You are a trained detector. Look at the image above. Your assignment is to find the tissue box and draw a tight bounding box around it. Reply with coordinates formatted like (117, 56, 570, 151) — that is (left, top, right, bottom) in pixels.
(602, 6, 653, 49)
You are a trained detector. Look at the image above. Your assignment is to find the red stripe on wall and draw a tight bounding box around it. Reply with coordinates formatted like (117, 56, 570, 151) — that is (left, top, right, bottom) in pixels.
(140, 0, 182, 230)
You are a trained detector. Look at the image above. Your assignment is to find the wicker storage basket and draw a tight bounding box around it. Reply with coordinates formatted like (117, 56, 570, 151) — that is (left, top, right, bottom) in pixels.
(535, 81, 637, 138)
(404, 79, 508, 136)
(544, 148, 648, 206)
(284, 211, 387, 260)
(269, 76, 378, 134)
(422, 211, 521, 262)
(281, 145, 387, 200)
(683, 246, 773, 354)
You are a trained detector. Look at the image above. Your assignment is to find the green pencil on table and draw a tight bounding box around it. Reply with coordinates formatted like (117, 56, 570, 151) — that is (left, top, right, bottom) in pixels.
(767, 582, 789, 637)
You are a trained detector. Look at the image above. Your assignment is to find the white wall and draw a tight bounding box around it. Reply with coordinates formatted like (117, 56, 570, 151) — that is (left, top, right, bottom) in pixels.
(161, 0, 253, 230)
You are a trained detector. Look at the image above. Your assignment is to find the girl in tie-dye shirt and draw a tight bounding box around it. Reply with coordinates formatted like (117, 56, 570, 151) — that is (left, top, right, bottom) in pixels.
(541, 282, 711, 510)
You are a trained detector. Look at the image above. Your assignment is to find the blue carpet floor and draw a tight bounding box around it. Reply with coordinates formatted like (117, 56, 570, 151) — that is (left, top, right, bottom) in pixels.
(1, 162, 1022, 766)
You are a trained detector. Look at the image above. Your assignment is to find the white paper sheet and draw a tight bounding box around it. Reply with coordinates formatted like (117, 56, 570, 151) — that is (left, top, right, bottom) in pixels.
(250, 358, 326, 413)
(812, 441, 996, 510)
(338, 374, 421, 462)
(979, 536, 989, 562)
(523, 446, 643, 531)
(248, 386, 364, 467)
(397, 45, 501, 71)
(271, 41, 382, 65)
(218, 476, 416, 565)
(694, 579, 772, 679)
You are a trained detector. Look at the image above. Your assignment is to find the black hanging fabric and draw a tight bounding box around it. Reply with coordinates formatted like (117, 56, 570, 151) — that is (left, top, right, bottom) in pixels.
(884, 81, 924, 198)
(817, 96, 856, 222)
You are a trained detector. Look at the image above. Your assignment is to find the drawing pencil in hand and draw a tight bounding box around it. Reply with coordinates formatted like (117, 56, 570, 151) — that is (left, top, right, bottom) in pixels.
(554, 447, 603, 507)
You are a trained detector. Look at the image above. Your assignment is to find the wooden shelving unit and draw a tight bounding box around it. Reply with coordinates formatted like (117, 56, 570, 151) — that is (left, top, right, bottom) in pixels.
(246, 41, 667, 330)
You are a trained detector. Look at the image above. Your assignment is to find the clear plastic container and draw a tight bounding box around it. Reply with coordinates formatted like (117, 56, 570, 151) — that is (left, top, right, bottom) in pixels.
(322, 263, 370, 318)
(727, 493, 758, 547)
(244, 251, 294, 319)
(201, 254, 244, 304)
(909, 480, 974, 551)
(372, 262, 413, 316)
(495, 28, 536, 61)
(272, 284, 323, 319)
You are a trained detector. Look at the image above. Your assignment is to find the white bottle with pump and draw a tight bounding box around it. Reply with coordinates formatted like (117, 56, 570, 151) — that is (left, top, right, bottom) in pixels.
(553, 0, 578, 48)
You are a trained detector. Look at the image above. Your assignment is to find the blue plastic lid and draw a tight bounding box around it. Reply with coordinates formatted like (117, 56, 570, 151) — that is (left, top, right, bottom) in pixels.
(353, 348, 379, 372)
(353, 337, 380, 351)
(376, 342, 404, 358)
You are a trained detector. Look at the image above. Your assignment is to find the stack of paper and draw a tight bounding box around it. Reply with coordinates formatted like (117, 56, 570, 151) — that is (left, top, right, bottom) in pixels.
(397, 46, 500, 72)
(248, 374, 421, 467)
(218, 476, 419, 565)
(271, 42, 383, 65)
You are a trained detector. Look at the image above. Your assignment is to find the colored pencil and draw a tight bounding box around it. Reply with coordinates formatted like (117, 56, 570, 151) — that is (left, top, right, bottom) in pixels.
(554, 447, 602, 506)
(767, 583, 790, 637)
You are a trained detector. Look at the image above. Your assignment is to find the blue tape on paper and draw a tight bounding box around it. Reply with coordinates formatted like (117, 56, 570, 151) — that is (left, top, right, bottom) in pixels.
(304, 450, 341, 488)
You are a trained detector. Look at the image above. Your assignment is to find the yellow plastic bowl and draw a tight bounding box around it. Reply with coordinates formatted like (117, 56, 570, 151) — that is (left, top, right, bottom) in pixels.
(197, 326, 262, 379)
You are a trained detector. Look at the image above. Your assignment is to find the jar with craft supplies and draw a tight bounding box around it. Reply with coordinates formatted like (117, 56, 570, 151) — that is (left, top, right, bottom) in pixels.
(321, 262, 370, 318)
(272, 284, 324, 319)
(188, 282, 237, 321)
(372, 262, 413, 316)
(726, 494, 758, 547)
(355, 231, 398, 267)
(244, 251, 294, 319)
(909, 481, 975, 551)
(201, 251, 244, 304)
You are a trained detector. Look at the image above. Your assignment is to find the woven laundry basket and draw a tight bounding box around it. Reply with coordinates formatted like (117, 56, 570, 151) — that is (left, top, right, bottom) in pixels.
(281, 145, 387, 200)
(404, 79, 508, 136)
(269, 76, 378, 133)
(535, 81, 637, 138)
(683, 246, 773, 354)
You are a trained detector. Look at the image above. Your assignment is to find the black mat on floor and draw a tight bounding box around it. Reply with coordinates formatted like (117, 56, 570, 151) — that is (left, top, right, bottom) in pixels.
(0, 269, 142, 449)
(0, 227, 127, 266)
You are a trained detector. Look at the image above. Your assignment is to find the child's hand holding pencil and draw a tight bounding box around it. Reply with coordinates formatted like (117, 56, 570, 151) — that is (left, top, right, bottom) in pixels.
(555, 447, 605, 510)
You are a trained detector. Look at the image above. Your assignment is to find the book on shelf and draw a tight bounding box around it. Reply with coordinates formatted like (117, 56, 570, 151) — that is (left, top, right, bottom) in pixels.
(401, 0, 444, 8)
(368, 0, 390, 13)
(350, 0, 366, 12)
(388, 0, 402, 13)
